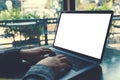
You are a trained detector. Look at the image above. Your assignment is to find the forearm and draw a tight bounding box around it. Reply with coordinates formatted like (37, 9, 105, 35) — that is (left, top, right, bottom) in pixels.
(0, 48, 22, 64)
(23, 64, 55, 80)
(0, 48, 23, 73)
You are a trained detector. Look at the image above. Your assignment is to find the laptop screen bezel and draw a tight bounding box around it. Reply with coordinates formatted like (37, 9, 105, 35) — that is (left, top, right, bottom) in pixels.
(53, 10, 113, 63)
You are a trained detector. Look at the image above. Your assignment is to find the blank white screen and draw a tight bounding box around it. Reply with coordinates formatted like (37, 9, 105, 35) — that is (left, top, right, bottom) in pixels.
(54, 13, 111, 59)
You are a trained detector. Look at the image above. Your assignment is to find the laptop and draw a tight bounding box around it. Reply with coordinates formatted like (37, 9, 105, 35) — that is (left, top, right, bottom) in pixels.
(48, 10, 113, 80)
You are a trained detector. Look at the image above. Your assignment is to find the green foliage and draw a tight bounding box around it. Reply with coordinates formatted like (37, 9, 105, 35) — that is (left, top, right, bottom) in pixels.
(22, 13, 39, 19)
(0, 8, 44, 39)
(0, 8, 40, 20)
(19, 25, 44, 39)
(86, 0, 112, 11)
(87, 4, 111, 10)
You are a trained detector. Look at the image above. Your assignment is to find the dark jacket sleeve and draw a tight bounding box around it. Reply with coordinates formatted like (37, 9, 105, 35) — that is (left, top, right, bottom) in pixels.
(0, 48, 22, 73)
(23, 64, 55, 80)
(0, 48, 21, 63)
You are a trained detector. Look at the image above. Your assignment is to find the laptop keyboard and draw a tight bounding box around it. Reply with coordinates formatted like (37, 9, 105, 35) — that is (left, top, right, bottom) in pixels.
(65, 54, 92, 71)
(53, 49, 93, 71)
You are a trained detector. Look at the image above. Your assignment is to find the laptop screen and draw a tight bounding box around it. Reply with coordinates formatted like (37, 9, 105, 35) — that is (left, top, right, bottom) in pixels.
(54, 11, 113, 59)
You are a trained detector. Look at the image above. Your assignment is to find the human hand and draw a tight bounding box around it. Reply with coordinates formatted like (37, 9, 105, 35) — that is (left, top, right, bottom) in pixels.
(37, 55, 72, 78)
(20, 47, 56, 63)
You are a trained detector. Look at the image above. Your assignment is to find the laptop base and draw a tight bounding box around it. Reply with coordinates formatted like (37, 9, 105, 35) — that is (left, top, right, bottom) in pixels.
(60, 65, 102, 80)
